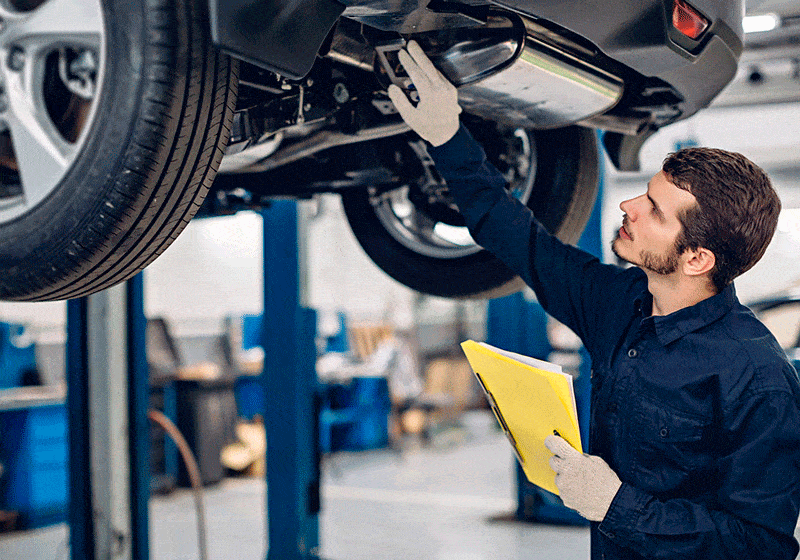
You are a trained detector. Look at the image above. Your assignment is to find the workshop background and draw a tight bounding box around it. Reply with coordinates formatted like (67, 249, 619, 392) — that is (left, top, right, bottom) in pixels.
(2, 4, 800, 560)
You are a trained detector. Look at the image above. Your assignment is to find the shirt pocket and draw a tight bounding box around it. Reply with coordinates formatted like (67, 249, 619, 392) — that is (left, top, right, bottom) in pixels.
(631, 397, 713, 493)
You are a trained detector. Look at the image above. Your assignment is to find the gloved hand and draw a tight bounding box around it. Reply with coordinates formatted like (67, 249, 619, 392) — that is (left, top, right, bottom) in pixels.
(387, 40, 462, 147)
(545, 434, 622, 522)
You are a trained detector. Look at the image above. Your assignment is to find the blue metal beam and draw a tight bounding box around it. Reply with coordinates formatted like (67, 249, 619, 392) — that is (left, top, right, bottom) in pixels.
(262, 201, 320, 560)
(66, 275, 149, 560)
(127, 275, 150, 560)
(67, 297, 93, 560)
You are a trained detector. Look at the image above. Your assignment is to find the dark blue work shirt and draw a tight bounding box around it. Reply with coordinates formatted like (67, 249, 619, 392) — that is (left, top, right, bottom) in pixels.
(429, 124, 800, 560)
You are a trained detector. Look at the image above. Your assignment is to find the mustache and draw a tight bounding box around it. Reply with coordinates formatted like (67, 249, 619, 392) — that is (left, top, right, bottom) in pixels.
(621, 215, 631, 240)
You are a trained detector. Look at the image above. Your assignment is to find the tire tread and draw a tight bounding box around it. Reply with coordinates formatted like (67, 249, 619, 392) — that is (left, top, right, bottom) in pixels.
(3, 0, 238, 301)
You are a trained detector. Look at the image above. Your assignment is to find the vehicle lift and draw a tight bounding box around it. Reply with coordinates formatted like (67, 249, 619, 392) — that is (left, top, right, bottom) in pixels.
(66, 199, 321, 560)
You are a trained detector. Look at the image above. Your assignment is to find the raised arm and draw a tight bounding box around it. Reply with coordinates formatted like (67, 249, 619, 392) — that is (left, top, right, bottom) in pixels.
(388, 42, 634, 352)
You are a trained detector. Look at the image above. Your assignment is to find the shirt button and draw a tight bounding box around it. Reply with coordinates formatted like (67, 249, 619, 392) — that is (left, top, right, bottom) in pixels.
(660, 428, 669, 438)
(627, 348, 638, 358)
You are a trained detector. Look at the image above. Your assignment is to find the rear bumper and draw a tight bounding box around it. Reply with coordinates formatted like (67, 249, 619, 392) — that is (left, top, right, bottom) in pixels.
(480, 0, 743, 119)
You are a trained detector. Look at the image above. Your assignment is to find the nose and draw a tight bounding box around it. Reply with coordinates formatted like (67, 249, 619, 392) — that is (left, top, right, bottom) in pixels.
(620, 193, 644, 219)
(619, 197, 633, 217)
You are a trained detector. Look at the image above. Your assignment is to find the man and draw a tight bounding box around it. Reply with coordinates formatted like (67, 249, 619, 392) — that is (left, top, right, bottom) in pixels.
(387, 41, 800, 559)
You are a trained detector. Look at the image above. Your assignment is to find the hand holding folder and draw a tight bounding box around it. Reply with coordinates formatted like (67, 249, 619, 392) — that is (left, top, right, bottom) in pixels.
(460, 340, 582, 495)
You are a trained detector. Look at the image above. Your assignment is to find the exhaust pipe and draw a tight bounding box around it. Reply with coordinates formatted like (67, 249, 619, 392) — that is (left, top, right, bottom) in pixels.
(222, 122, 412, 174)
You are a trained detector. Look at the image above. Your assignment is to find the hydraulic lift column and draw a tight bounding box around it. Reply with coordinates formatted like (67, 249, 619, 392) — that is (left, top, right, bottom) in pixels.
(67, 276, 150, 560)
(261, 200, 321, 560)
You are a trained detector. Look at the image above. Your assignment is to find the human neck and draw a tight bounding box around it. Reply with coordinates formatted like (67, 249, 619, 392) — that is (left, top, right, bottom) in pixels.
(645, 272, 717, 317)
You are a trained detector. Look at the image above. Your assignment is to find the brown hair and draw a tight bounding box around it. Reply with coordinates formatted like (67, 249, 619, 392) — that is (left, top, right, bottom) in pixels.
(662, 147, 780, 292)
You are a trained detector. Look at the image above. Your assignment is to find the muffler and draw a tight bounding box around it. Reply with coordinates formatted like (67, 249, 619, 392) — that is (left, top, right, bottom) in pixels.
(376, 13, 624, 130)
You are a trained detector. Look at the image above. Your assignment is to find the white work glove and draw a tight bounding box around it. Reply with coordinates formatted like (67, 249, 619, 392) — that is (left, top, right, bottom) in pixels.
(545, 434, 622, 522)
(386, 40, 462, 147)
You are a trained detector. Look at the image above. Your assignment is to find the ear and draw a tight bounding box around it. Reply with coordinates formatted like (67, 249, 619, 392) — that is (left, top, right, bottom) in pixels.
(682, 247, 715, 277)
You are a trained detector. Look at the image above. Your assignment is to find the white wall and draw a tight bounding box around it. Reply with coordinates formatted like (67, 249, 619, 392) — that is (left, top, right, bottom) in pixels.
(0, 300, 65, 344)
(304, 196, 418, 331)
(144, 211, 264, 336)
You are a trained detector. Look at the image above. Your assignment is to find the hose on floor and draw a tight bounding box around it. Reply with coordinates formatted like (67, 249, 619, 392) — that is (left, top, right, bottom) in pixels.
(148, 409, 208, 560)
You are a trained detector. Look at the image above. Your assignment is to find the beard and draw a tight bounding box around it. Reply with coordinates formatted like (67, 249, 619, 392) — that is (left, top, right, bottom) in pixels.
(612, 233, 680, 275)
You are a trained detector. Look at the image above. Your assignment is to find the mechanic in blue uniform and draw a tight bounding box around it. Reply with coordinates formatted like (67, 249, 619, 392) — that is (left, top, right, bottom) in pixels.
(387, 41, 800, 560)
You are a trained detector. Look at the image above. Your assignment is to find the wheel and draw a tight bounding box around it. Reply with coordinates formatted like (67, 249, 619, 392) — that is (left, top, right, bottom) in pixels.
(0, 0, 238, 301)
(341, 123, 599, 299)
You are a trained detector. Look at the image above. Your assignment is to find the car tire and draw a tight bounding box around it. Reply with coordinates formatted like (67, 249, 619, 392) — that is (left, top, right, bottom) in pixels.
(341, 124, 599, 299)
(0, 0, 238, 301)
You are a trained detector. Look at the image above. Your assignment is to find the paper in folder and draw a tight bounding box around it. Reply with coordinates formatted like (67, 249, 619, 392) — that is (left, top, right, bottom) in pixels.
(460, 340, 582, 495)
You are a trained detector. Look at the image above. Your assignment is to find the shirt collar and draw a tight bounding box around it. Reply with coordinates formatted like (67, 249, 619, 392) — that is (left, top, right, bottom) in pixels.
(633, 283, 738, 346)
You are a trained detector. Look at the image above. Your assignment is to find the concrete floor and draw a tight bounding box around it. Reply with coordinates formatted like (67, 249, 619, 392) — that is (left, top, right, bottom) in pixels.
(4, 408, 800, 560)
(0, 410, 590, 560)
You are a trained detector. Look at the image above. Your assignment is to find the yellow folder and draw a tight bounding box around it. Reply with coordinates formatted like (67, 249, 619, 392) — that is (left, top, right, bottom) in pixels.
(461, 340, 582, 495)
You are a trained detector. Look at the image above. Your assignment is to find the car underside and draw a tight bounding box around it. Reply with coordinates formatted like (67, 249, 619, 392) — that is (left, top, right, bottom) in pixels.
(203, 0, 743, 297)
(0, 0, 744, 301)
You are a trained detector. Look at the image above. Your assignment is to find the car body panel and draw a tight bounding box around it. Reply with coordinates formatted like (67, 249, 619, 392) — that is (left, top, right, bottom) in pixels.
(209, 0, 743, 96)
(208, 0, 345, 79)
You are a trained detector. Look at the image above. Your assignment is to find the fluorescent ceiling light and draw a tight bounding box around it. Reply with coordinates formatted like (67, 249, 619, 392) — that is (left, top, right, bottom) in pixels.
(743, 13, 780, 33)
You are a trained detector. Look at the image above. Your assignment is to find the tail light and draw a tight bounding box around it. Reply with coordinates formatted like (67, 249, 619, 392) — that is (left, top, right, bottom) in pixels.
(673, 0, 710, 40)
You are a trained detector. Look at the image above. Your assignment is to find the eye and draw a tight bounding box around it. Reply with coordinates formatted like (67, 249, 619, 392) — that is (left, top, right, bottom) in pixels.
(646, 196, 665, 221)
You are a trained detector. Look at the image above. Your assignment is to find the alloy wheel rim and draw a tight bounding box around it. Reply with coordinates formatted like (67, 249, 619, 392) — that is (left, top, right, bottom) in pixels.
(0, 0, 105, 222)
(371, 129, 536, 260)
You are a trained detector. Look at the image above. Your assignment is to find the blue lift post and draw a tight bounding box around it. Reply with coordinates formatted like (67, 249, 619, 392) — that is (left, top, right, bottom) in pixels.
(67, 295, 92, 560)
(67, 201, 320, 560)
(67, 275, 150, 560)
(261, 201, 321, 560)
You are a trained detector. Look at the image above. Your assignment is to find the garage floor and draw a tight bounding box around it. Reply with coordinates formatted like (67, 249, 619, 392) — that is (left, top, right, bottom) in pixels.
(0, 410, 590, 560)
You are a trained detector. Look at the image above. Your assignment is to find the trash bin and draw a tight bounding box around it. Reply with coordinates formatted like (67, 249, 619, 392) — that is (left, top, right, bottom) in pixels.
(174, 378, 237, 487)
